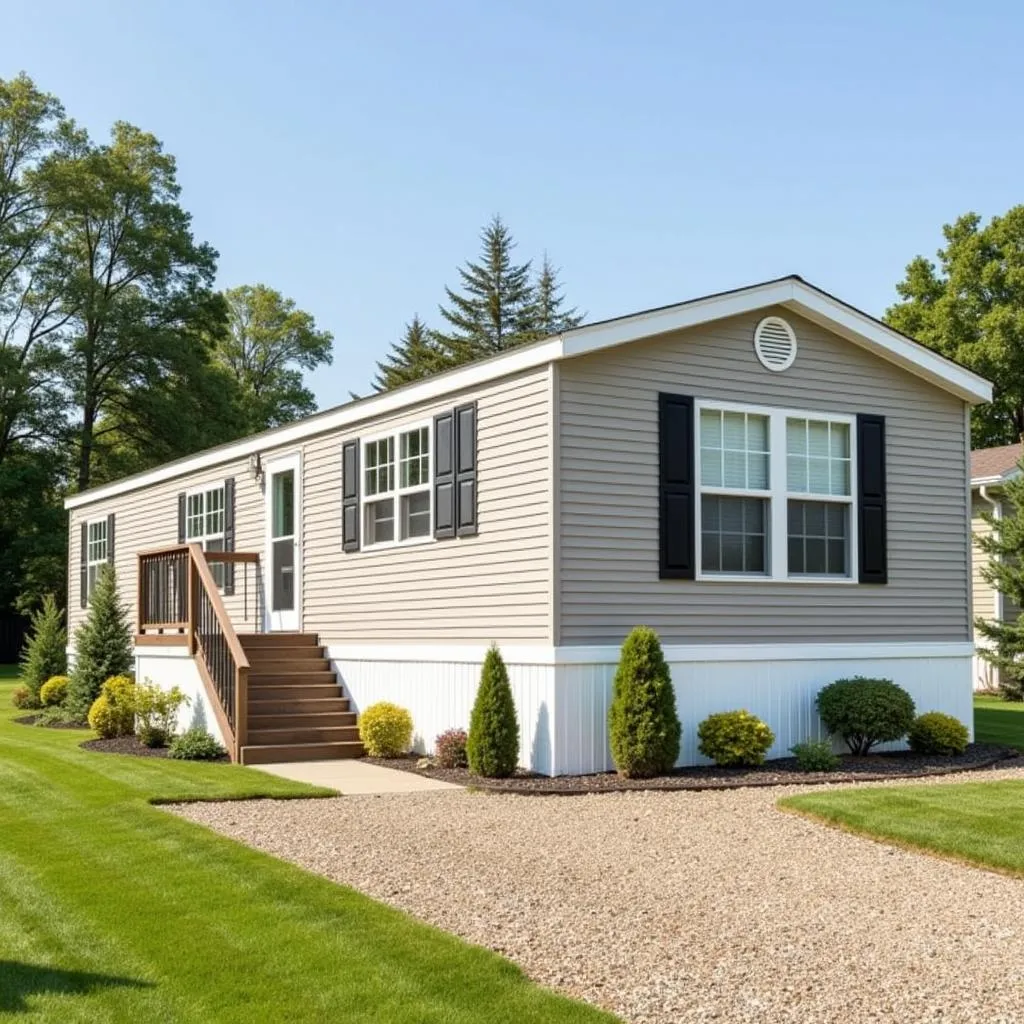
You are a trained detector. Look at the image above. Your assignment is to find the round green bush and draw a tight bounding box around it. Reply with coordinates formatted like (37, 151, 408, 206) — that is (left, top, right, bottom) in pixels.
(39, 675, 70, 707)
(608, 626, 681, 778)
(87, 675, 137, 738)
(697, 709, 775, 767)
(907, 711, 969, 756)
(789, 740, 841, 772)
(168, 728, 226, 761)
(815, 677, 915, 755)
(359, 701, 414, 757)
(467, 646, 520, 778)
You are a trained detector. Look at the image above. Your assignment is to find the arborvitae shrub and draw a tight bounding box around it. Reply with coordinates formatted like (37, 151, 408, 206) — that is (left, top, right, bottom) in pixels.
(608, 626, 681, 778)
(67, 564, 133, 716)
(467, 645, 519, 778)
(815, 677, 915, 755)
(19, 595, 66, 704)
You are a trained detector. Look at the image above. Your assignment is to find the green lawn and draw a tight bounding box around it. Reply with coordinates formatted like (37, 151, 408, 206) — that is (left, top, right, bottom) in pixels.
(780, 695, 1024, 878)
(974, 694, 1024, 750)
(0, 670, 615, 1023)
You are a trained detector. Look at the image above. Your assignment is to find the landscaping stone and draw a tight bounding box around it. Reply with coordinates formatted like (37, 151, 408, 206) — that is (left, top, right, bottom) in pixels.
(365, 742, 1016, 792)
(173, 766, 1024, 1024)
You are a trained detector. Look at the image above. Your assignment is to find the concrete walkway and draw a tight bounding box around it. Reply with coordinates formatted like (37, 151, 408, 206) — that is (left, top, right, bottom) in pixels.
(255, 758, 461, 794)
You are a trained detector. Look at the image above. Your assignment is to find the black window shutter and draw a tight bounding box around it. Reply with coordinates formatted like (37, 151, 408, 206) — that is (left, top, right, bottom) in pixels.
(659, 393, 696, 580)
(434, 411, 455, 539)
(857, 413, 887, 584)
(177, 493, 186, 544)
(342, 440, 360, 552)
(223, 477, 236, 595)
(454, 402, 478, 537)
(80, 522, 88, 608)
(106, 513, 116, 566)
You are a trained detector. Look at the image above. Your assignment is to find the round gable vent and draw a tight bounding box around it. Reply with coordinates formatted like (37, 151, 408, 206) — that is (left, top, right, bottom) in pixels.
(753, 316, 797, 372)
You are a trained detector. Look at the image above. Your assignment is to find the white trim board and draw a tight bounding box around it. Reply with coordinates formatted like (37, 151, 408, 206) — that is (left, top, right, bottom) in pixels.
(65, 276, 991, 511)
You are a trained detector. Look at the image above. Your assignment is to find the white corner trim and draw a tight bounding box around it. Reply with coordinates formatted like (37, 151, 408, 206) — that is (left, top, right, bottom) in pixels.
(325, 641, 974, 667)
(65, 276, 991, 512)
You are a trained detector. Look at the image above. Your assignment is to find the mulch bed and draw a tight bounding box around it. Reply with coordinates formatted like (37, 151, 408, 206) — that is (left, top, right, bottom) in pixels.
(79, 735, 229, 762)
(364, 743, 1020, 794)
(13, 713, 88, 730)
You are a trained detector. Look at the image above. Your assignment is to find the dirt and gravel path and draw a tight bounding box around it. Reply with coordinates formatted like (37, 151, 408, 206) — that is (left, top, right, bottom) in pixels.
(171, 768, 1024, 1024)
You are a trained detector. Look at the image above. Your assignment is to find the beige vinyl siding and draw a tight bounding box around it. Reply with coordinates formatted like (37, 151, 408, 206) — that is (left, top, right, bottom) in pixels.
(68, 365, 553, 645)
(557, 306, 971, 644)
(971, 494, 997, 625)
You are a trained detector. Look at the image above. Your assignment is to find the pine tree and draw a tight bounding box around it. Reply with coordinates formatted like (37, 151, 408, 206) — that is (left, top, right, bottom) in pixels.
(523, 254, 583, 340)
(19, 594, 67, 704)
(608, 626, 681, 778)
(436, 215, 536, 364)
(373, 316, 447, 392)
(976, 469, 1024, 700)
(466, 644, 520, 778)
(67, 564, 133, 715)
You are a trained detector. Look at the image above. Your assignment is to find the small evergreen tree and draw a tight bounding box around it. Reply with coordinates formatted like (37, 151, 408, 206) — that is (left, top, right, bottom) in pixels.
(976, 468, 1024, 700)
(19, 594, 67, 704)
(466, 644, 519, 778)
(436, 215, 536, 364)
(608, 626, 681, 778)
(67, 564, 133, 715)
(522, 254, 583, 340)
(373, 315, 448, 392)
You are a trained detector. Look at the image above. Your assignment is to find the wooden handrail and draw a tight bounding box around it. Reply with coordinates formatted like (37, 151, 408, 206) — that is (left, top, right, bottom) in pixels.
(136, 543, 257, 762)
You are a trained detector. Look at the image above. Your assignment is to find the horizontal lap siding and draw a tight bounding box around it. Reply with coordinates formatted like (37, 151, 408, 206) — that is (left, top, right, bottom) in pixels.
(305, 368, 552, 643)
(557, 307, 971, 644)
(971, 497, 996, 625)
(68, 366, 553, 646)
(67, 460, 265, 638)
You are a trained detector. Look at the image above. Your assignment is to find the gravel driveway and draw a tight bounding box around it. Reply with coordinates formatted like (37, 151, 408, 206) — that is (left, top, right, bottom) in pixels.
(172, 769, 1024, 1024)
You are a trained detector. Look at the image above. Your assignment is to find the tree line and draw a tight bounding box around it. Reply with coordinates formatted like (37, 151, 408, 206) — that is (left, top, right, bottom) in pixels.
(0, 74, 333, 614)
(373, 214, 582, 391)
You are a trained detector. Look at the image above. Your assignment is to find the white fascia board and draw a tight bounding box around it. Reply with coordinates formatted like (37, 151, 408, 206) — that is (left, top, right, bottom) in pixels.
(65, 337, 563, 509)
(781, 287, 992, 405)
(561, 279, 797, 358)
(971, 468, 1021, 487)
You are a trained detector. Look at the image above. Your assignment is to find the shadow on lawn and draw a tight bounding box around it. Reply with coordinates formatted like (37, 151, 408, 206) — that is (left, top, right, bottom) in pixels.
(0, 960, 153, 1012)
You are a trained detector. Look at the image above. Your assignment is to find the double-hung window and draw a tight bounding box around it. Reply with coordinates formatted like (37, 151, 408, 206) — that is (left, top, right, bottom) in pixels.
(86, 519, 108, 597)
(363, 425, 431, 546)
(186, 485, 226, 587)
(696, 401, 855, 580)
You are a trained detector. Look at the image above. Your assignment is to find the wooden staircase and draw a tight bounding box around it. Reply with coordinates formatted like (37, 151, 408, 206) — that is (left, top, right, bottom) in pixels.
(238, 633, 364, 765)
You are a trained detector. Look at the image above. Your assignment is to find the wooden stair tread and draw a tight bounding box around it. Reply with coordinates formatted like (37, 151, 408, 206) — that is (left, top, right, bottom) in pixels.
(240, 740, 364, 765)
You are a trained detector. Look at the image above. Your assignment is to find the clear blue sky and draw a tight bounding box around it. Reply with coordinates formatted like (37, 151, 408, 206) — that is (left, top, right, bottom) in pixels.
(7, 1, 1023, 405)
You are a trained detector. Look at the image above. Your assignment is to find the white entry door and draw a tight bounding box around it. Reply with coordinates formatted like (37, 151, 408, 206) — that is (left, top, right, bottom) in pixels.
(264, 454, 301, 631)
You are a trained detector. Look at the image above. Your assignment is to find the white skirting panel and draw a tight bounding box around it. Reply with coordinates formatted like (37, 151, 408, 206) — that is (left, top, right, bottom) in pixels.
(329, 642, 973, 777)
(555, 644, 975, 776)
(330, 649, 557, 775)
(135, 645, 228, 748)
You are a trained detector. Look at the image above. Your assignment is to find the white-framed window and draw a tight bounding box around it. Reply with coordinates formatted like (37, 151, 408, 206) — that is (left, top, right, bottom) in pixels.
(86, 519, 108, 598)
(186, 484, 226, 587)
(362, 424, 432, 547)
(695, 400, 856, 582)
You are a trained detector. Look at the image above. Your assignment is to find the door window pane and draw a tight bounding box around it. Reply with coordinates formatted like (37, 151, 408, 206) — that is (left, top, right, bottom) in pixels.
(273, 470, 295, 538)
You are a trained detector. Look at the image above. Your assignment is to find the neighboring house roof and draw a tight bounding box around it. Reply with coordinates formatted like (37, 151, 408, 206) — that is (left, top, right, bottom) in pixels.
(65, 274, 994, 510)
(971, 442, 1023, 486)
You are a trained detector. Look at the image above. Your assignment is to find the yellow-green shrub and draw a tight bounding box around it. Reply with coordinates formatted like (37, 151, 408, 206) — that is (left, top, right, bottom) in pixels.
(697, 709, 775, 767)
(907, 711, 969, 756)
(87, 675, 137, 738)
(359, 701, 413, 757)
(39, 675, 70, 707)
